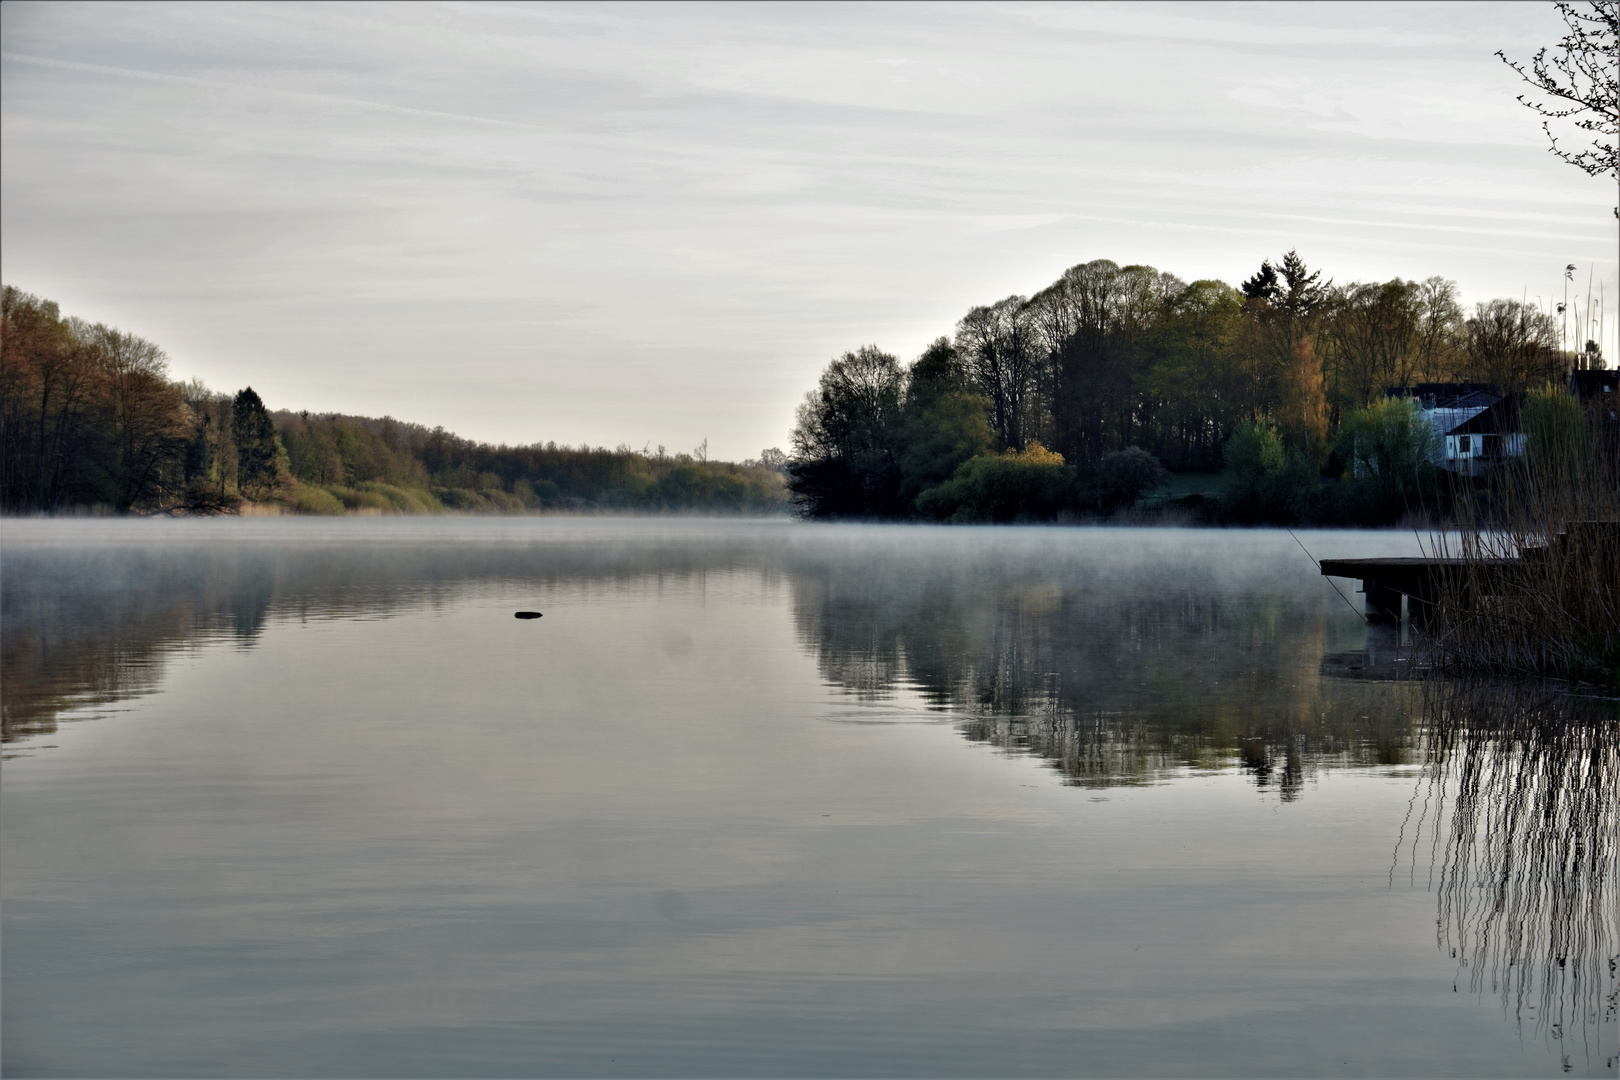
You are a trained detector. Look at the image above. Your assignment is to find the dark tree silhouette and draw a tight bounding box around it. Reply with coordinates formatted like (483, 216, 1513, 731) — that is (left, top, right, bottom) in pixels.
(1240, 260, 1281, 303)
(1095, 447, 1171, 511)
(231, 387, 279, 497)
(788, 345, 906, 517)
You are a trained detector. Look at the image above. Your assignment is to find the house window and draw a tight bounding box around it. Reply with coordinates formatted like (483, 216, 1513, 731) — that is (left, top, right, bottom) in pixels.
(1458, 435, 1471, 453)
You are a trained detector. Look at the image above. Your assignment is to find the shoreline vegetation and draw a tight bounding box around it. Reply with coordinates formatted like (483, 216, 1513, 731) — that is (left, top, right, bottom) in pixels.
(8, 255, 1612, 529)
(774, 252, 1616, 684)
(785, 251, 1611, 527)
(1, 285, 789, 517)
(3, 262, 1615, 686)
(1428, 392, 1619, 685)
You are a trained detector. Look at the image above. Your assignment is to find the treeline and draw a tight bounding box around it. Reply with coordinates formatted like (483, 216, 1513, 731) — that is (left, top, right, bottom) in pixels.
(1, 286, 787, 515)
(789, 252, 1599, 523)
(272, 412, 787, 514)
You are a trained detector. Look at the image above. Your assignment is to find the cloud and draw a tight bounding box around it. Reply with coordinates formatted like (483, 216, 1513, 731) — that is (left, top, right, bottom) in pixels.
(2, 0, 1613, 457)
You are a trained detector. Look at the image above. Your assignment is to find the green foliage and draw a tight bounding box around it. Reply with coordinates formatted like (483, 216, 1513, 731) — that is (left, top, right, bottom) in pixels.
(280, 483, 347, 515)
(898, 391, 995, 505)
(1327, 398, 1443, 525)
(310, 483, 421, 514)
(520, 477, 561, 504)
(1146, 280, 1247, 467)
(1333, 397, 1438, 487)
(648, 457, 780, 511)
(4, 285, 790, 515)
(905, 337, 973, 406)
(915, 444, 1073, 522)
(279, 412, 425, 488)
(1219, 422, 1321, 524)
(431, 484, 522, 513)
(1522, 382, 1592, 489)
(360, 482, 444, 513)
(785, 243, 1610, 526)
(275, 411, 783, 514)
(1223, 422, 1288, 478)
(1094, 447, 1172, 512)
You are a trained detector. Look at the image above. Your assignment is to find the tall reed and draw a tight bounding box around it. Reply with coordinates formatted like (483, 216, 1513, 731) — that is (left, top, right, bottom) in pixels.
(1426, 386, 1619, 684)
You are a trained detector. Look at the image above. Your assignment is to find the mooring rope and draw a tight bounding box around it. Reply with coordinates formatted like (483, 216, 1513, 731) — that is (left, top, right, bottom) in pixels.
(1287, 528, 1368, 622)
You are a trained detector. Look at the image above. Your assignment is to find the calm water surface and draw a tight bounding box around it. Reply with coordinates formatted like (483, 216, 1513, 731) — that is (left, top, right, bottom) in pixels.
(2, 519, 1615, 1077)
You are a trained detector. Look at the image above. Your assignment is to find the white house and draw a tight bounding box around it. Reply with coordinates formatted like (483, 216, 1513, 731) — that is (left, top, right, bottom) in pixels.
(1441, 398, 1525, 477)
(1380, 384, 1533, 477)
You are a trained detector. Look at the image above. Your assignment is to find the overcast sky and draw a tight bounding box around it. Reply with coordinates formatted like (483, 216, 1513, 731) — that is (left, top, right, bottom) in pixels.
(3, 2, 1615, 459)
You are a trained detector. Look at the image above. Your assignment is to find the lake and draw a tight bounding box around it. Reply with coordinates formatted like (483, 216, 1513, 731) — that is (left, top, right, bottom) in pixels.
(2, 519, 1615, 1077)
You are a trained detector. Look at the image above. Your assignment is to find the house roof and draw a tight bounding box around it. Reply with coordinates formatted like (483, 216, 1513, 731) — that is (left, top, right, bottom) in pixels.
(1448, 396, 1521, 436)
(1569, 370, 1616, 400)
(1387, 382, 1501, 409)
(1421, 406, 1488, 436)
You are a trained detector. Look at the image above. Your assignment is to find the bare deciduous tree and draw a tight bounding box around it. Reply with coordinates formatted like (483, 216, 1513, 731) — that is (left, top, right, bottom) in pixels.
(955, 297, 1040, 452)
(1497, 2, 1618, 192)
(1464, 298, 1564, 394)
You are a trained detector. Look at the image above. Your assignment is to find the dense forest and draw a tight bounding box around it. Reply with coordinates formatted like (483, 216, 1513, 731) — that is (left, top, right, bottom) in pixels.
(789, 252, 1609, 524)
(0, 285, 787, 515)
(4, 260, 1608, 524)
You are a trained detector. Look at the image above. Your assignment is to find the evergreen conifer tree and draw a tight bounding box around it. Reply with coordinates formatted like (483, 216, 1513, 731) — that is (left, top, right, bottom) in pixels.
(231, 386, 279, 497)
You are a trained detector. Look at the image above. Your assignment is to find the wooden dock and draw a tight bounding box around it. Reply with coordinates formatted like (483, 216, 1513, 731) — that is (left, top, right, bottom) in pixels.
(1320, 522, 1615, 618)
(1318, 557, 1505, 619)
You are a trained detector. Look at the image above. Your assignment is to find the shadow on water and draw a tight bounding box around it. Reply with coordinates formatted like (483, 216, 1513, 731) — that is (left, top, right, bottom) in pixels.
(1395, 681, 1620, 1072)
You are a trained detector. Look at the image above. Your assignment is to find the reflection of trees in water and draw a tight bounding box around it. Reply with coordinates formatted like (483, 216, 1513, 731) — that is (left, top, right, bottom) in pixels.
(1, 544, 385, 746)
(2, 539, 747, 748)
(794, 553, 1618, 1061)
(1397, 683, 1619, 1070)
(790, 555, 1414, 796)
(15, 530, 1610, 1065)
(3, 551, 264, 746)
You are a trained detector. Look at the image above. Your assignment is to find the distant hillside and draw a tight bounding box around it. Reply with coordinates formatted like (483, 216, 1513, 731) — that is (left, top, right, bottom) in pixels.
(1, 284, 787, 515)
(270, 409, 787, 516)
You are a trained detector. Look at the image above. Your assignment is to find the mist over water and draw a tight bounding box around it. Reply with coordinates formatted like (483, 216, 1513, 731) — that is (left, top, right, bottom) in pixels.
(2, 519, 1614, 1076)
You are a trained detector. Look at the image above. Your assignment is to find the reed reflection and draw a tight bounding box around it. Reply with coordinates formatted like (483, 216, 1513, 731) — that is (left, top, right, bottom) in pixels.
(791, 552, 1415, 796)
(1397, 683, 1619, 1071)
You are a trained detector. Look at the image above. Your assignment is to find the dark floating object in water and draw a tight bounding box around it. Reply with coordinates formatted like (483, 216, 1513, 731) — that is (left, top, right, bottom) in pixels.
(514, 611, 543, 620)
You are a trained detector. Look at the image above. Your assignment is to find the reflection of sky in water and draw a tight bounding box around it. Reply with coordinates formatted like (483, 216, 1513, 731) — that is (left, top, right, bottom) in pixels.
(1, 520, 1613, 1076)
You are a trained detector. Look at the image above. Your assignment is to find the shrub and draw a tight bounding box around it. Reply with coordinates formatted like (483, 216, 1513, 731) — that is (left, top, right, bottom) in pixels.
(1095, 447, 1171, 512)
(1224, 421, 1287, 477)
(915, 443, 1073, 522)
(432, 486, 517, 513)
(280, 483, 346, 515)
(355, 481, 444, 514)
